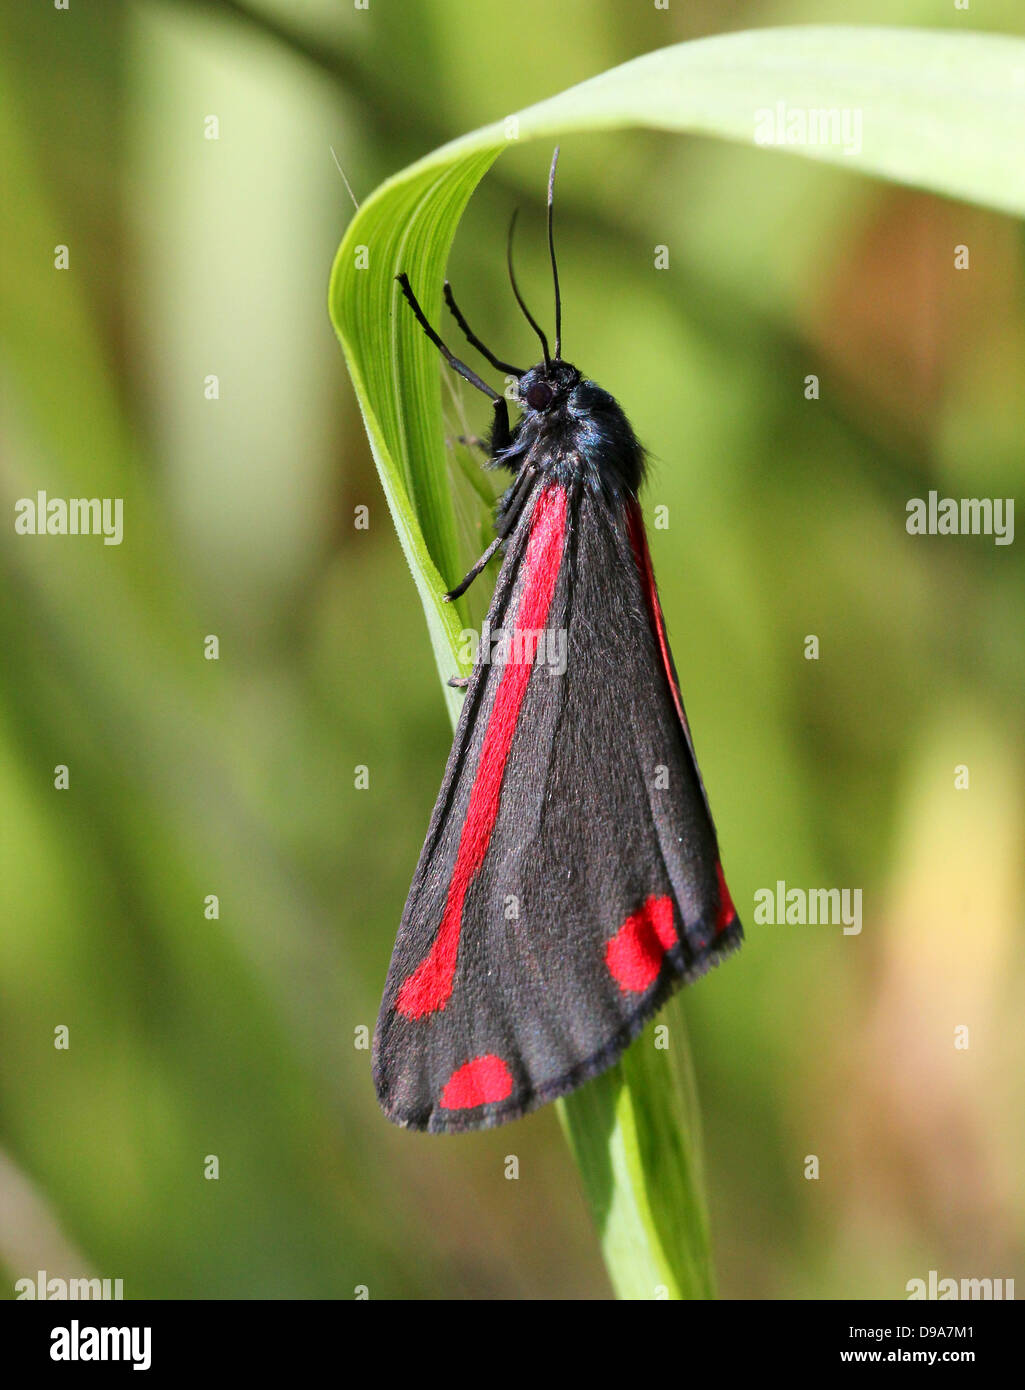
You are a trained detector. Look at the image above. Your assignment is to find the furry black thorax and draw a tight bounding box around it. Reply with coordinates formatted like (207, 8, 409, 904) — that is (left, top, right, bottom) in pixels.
(491, 359, 646, 502)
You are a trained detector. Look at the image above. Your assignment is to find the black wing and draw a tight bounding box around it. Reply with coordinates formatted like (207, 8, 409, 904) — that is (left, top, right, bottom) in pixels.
(373, 481, 741, 1132)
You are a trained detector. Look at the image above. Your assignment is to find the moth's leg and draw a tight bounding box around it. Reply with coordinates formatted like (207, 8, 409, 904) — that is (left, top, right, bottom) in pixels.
(448, 388, 510, 460)
(488, 396, 512, 455)
(494, 462, 537, 526)
(443, 534, 505, 603)
(448, 433, 487, 454)
(447, 676, 470, 689)
(443, 463, 537, 603)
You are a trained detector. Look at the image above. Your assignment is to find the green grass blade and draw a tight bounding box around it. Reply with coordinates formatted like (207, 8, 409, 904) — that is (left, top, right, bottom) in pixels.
(330, 25, 1025, 707)
(329, 25, 1025, 1298)
(557, 998, 715, 1300)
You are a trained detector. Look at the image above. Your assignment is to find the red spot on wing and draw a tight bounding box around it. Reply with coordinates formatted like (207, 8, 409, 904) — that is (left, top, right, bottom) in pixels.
(440, 1055, 514, 1110)
(396, 486, 568, 1019)
(715, 861, 737, 933)
(605, 895, 678, 993)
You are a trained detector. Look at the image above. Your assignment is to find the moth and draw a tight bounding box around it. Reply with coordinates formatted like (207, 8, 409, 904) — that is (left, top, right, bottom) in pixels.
(373, 151, 741, 1132)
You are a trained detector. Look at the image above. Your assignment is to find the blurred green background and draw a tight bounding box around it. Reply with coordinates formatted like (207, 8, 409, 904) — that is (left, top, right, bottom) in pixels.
(2, 0, 1023, 1300)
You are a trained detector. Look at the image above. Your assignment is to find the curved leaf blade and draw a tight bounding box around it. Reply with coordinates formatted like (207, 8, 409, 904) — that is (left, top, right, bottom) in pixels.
(329, 24, 1025, 1296)
(330, 25, 1025, 701)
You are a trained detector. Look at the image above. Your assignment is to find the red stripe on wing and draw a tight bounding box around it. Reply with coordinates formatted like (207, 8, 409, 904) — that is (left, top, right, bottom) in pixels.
(626, 500, 738, 936)
(396, 485, 568, 1019)
(625, 498, 687, 727)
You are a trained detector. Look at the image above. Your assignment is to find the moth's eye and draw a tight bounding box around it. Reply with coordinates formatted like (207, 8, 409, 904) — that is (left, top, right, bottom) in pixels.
(525, 382, 554, 411)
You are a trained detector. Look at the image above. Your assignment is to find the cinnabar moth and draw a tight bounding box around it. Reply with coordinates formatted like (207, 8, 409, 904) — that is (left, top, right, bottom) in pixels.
(374, 150, 741, 1132)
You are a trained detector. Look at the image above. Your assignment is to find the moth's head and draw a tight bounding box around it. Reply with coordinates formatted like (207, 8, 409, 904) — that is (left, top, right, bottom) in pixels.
(517, 360, 581, 416)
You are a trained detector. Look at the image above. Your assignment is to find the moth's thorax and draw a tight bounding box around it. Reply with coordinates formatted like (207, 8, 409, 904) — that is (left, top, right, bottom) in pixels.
(509, 359, 645, 495)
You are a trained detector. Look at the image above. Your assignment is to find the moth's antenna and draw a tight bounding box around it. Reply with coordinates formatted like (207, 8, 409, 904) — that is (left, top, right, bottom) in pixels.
(506, 211, 551, 371)
(547, 147, 562, 361)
